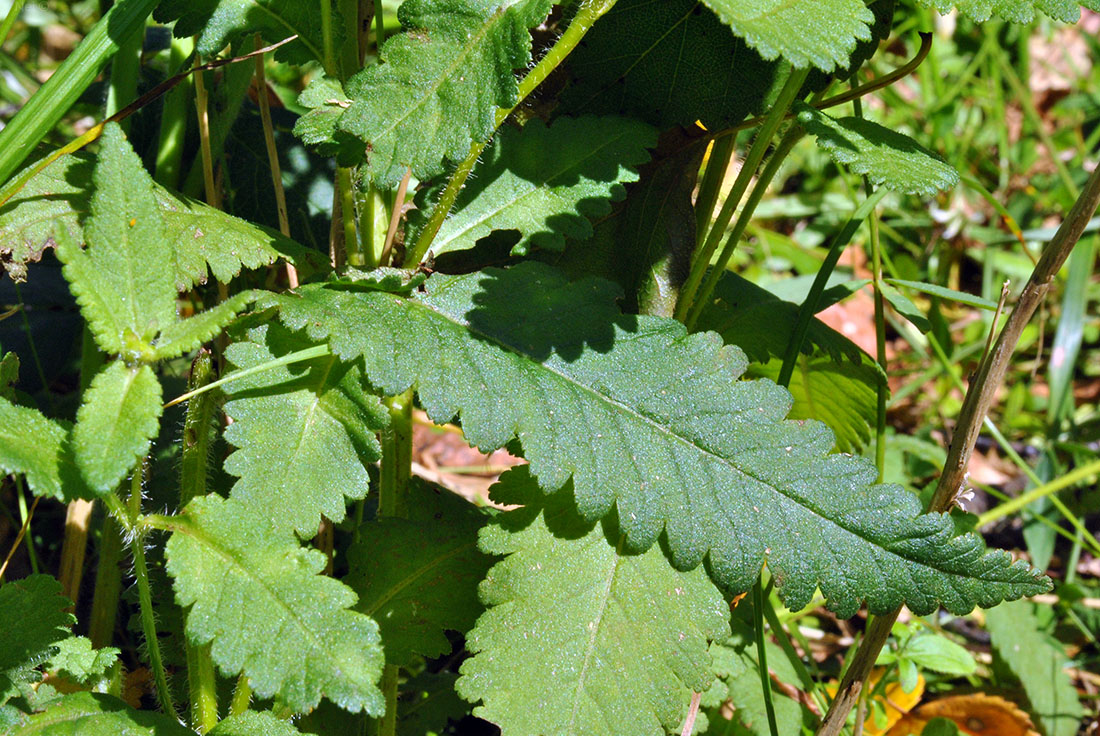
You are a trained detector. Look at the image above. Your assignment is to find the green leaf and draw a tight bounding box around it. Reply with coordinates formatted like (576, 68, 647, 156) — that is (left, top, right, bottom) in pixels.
(153, 290, 258, 361)
(0, 151, 317, 289)
(694, 272, 882, 450)
(796, 103, 959, 196)
(401, 672, 469, 736)
(4, 691, 193, 735)
(71, 361, 162, 493)
(918, 0, 1100, 23)
(223, 322, 387, 537)
(346, 480, 493, 666)
(335, 266, 430, 293)
(311, 0, 553, 187)
(56, 124, 176, 356)
(986, 600, 1084, 736)
(263, 262, 1050, 617)
(46, 637, 119, 687)
(0, 575, 74, 706)
(430, 116, 656, 257)
(560, 0, 787, 130)
(0, 397, 89, 502)
(884, 279, 999, 311)
(902, 634, 977, 676)
(749, 355, 877, 452)
(165, 494, 385, 715)
(457, 467, 730, 736)
(701, 0, 874, 71)
(153, 0, 337, 69)
(0, 352, 18, 401)
(209, 711, 303, 736)
(881, 283, 933, 333)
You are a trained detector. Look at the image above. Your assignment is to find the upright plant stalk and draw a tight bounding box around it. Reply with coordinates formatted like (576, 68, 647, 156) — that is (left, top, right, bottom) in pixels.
(676, 67, 811, 323)
(684, 124, 805, 330)
(853, 97, 888, 479)
(0, 0, 28, 47)
(693, 135, 737, 243)
(87, 516, 123, 648)
(128, 467, 175, 717)
(778, 187, 890, 387)
(376, 387, 414, 736)
(752, 581, 780, 736)
(180, 351, 219, 732)
(406, 0, 620, 266)
(193, 56, 220, 210)
(252, 34, 297, 287)
(816, 162, 1100, 736)
(154, 36, 195, 188)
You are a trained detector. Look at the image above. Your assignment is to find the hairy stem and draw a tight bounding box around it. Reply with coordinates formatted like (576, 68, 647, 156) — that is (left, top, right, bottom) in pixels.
(180, 350, 219, 732)
(87, 515, 123, 648)
(129, 469, 175, 716)
(376, 388, 413, 735)
(406, 0, 620, 266)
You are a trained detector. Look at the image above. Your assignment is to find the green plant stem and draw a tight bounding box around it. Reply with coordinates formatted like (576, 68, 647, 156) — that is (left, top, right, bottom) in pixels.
(0, 0, 158, 185)
(13, 483, 39, 574)
(338, 0, 361, 79)
(230, 674, 252, 716)
(378, 389, 413, 520)
(128, 470, 174, 717)
(853, 97, 888, 480)
(676, 67, 810, 322)
(684, 125, 805, 330)
(105, 16, 142, 133)
(752, 581, 780, 736)
(0, 0, 27, 47)
(693, 135, 737, 243)
(816, 161, 1100, 736)
(406, 0, 620, 266)
(320, 0, 339, 77)
(180, 350, 218, 732)
(338, 167, 364, 267)
(778, 188, 889, 388)
(376, 388, 413, 735)
(87, 515, 123, 648)
(979, 458, 1100, 528)
(154, 36, 195, 188)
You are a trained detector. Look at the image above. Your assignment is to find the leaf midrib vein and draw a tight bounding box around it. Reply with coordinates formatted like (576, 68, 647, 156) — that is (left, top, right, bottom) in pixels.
(406, 297, 983, 578)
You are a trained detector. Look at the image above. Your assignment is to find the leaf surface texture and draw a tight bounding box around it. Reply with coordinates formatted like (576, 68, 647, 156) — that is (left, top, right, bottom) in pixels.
(701, 0, 874, 70)
(346, 480, 493, 665)
(309, 0, 552, 186)
(263, 262, 1049, 616)
(223, 322, 387, 537)
(796, 103, 959, 196)
(72, 361, 162, 493)
(457, 467, 730, 736)
(432, 116, 656, 256)
(165, 494, 385, 714)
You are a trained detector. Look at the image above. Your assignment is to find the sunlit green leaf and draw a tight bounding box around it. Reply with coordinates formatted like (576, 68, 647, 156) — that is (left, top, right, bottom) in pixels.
(0, 575, 74, 707)
(262, 262, 1050, 617)
(918, 0, 1100, 23)
(796, 103, 959, 196)
(5, 692, 192, 735)
(701, 0, 874, 70)
(0, 398, 88, 502)
(71, 361, 162, 493)
(223, 322, 387, 537)
(457, 467, 730, 736)
(431, 116, 656, 257)
(303, 0, 553, 186)
(166, 494, 385, 714)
